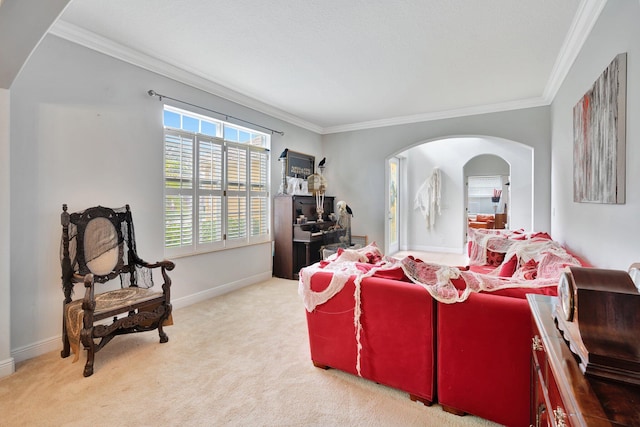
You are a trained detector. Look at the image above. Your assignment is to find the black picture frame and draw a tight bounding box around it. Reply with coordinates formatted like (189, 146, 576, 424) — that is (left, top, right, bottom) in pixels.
(286, 151, 315, 179)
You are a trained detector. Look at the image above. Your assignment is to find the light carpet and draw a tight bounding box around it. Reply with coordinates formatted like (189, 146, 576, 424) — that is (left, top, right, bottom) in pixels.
(0, 277, 500, 426)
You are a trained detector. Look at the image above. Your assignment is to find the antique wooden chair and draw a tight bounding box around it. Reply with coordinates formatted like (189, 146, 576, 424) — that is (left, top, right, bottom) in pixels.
(60, 204, 175, 377)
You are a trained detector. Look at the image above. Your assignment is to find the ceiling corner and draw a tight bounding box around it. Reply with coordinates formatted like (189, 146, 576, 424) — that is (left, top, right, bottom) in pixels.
(543, 0, 608, 103)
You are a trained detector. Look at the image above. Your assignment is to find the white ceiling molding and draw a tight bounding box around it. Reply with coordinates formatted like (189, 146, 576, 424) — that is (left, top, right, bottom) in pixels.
(328, 0, 606, 135)
(323, 98, 549, 135)
(543, 0, 608, 102)
(50, 1, 604, 135)
(49, 20, 324, 134)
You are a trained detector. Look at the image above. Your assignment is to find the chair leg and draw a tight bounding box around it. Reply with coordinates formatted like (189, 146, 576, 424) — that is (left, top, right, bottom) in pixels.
(61, 319, 70, 358)
(158, 305, 171, 343)
(83, 348, 95, 377)
(158, 323, 169, 343)
(83, 336, 95, 377)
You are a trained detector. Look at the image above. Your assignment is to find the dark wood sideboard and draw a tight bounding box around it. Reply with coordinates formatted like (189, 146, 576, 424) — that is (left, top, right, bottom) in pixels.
(527, 294, 640, 426)
(273, 195, 343, 279)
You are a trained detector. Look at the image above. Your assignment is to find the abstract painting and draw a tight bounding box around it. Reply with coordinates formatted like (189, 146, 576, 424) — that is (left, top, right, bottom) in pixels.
(573, 53, 627, 204)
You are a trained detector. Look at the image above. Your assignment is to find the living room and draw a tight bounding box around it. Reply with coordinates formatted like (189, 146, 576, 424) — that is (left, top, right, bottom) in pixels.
(1, 0, 640, 423)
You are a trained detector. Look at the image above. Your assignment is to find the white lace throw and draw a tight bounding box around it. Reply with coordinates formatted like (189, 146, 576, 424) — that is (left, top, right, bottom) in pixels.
(298, 246, 403, 376)
(414, 167, 441, 228)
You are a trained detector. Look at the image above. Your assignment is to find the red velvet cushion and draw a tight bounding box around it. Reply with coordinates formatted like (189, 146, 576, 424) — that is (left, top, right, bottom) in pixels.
(355, 263, 411, 281)
(488, 285, 557, 299)
(486, 250, 505, 266)
(469, 264, 494, 274)
(450, 276, 467, 291)
(498, 255, 518, 277)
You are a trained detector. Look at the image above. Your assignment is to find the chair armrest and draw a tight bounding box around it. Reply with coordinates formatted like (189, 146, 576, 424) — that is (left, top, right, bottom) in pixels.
(82, 273, 96, 308)
(80, 273, 96, 347)
(132, 257, 175, 298)
(142, 259, 176, 271)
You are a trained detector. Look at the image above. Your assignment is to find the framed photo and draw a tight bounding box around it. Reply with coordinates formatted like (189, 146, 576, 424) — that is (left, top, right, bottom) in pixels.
(573, 53, 627, 204)
(286, 151, 314, 179)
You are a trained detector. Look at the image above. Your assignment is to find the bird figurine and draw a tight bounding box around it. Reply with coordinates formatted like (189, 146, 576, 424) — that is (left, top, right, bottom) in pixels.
(346, 204, 353, 217)
(318, 157, 326, 168)
(279, 148, 288, 159)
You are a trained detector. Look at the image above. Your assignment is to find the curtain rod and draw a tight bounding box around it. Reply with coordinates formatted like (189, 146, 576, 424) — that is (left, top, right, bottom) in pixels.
(147, 90, 284, 136)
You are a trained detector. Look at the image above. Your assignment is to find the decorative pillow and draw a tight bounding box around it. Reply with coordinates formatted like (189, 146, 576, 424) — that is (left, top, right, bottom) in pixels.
(498, 255, 518, 277)
(372, 266, 411, 281)
(486, 249, 506, 266)
(520, 258, 539, 280)
(355, 242, 383, 264)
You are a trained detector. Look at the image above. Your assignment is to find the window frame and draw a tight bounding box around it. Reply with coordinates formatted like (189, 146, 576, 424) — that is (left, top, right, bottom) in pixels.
(163, 105, 270, 257)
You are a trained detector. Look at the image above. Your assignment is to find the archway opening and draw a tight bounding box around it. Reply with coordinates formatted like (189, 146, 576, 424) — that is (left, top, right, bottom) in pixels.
(386, 136, 533, 255)
(464, 154, 511, 244)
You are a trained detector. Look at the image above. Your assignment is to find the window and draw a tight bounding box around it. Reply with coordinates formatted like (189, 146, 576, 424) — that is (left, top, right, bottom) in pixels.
(467, 175, 502, 198)
(163, 106, 270, 256)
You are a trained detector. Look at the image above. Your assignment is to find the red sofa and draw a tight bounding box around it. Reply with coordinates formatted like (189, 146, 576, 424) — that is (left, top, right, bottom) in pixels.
(437, 287, 555, 426)
(301, 235, 586, 427)
(305, 271, 436, 405)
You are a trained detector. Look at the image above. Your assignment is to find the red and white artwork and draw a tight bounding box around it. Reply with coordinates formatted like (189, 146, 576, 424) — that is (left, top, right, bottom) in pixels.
(573, 53, 627, 204)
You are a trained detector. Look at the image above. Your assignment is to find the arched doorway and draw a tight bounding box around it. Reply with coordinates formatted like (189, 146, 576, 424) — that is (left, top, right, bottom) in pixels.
(386, 136, 533, 255)
(464, 155, 511, 243)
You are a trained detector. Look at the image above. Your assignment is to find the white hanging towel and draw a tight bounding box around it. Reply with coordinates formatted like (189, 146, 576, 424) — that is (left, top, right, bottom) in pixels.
(414, 167, 441, 228)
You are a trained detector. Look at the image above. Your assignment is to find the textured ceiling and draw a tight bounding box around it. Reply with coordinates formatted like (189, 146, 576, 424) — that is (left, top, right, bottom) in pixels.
(53, 0, 598, 133)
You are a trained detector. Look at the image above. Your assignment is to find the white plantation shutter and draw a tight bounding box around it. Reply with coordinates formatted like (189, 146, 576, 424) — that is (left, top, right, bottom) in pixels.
(199, 195, 222, 244)
(225, 143, 248, 245)
(199, 138, 223, 191)
(467, 176, 502, 197)
(165, 131, 194, 190)
(250, 148, 269, 239)
(163, 107, 269, 255)
(198, 137, 224, 249)
(164, 195, 193, 248)
(165, 131, 194, 250)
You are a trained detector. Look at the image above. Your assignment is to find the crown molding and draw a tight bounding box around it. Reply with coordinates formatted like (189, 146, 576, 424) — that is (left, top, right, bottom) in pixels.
(48, 20, 323, 134)
(332, 0, 606, 135)
(49, 0, 604, 136)
(543, 0, 608, 102)
(322, 97, 549, 134)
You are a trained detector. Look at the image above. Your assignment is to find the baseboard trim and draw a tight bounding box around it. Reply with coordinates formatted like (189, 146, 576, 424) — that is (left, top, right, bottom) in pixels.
(172, 271, 272, 310)
(0, 356, 15, 378)
(11, 336, 61, 364)
(10, 270, 273, 365)
(401, 245, 465, 254)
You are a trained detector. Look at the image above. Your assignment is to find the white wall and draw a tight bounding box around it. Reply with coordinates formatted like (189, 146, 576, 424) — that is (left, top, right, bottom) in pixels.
(401, 137, 532, 253)
(551, 0, 640, 268)
(0, 88, 15, 377)
(322, 107, 551, 249)
(8, 34, 322, 362)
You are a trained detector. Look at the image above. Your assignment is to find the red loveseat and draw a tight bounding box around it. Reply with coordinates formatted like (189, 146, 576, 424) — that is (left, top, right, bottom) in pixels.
(300, 236, 587, 427)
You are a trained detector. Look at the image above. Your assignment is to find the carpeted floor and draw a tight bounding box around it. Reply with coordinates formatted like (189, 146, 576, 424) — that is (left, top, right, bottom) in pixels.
(0, 277, 500, 426)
